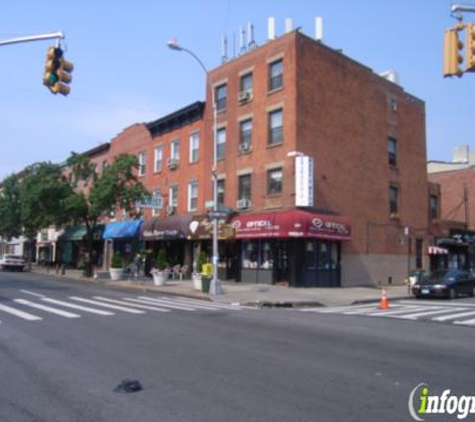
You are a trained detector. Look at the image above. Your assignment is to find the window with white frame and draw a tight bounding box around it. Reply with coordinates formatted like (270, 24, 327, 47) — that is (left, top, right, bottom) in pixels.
(171, 139, 180, 160)
(188, 181, 198, 211)
(239, 119, 252, 152)
(217, 128, 226, 159)
(154, 145, 163, 172)
(268, 109, 283, 145)
(138, 151, 147, 176)
(152, 188, 162, 216)
(169, 185, 178, 207)
(189, 132, 200, 163)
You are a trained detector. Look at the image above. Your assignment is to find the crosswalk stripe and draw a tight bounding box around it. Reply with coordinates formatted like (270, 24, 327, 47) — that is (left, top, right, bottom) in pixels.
(123, 298, 195, 311)
(20, 290, 46, 298)
(0, 303, 42, 321)
(69, 297, 145, 314)
(314, 304, 384, 314)
(369, 306, 436, 316)
(396, 307, 466, 320)
(398, 300, 475, 308)
(342, 305, 405, 315)
(454, 318, 475, 326)
(92, 297, 170, 312)
(433, 310, 475, 322)
(160, 297, 242, 310)
(41, 298, 115, 316)
(145, 297, 218, 311)
(14, 299, 81, 318)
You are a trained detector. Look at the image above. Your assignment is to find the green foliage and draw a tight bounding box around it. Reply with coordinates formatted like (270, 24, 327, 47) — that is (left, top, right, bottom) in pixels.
(197, 251, 208, 274)
(0, 175, 22, 240)
(111, 253, 123, 269)
(155, 249, 168, 271)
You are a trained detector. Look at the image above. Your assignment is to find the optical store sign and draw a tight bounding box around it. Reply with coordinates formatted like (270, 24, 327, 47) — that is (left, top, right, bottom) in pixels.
(408, 383, 475, 420)
(295, 156, 314, 207)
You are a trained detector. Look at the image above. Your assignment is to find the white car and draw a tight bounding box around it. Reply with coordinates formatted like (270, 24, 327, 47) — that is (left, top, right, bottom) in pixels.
(0, 254, 25, 271)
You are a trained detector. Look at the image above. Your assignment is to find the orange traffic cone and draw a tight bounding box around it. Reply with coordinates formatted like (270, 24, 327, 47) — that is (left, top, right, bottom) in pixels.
(379, 288, 389, 310)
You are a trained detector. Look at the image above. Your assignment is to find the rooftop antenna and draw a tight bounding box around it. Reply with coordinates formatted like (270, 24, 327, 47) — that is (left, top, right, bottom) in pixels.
(247, 22, 257, 50)
(239, 26, 247, 55)
(221, 36, 228, 64)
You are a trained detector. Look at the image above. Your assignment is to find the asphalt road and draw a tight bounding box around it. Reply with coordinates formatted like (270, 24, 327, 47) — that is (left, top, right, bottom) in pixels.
(0, 271, 473, 422)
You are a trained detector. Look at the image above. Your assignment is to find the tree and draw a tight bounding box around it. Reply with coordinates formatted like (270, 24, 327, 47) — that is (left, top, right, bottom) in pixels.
(65, 153, 149, 276)
(0, 174, 22, 241)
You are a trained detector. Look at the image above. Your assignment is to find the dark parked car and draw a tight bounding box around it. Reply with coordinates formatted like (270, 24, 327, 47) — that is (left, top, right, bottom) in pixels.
(412, 269, 475, 299)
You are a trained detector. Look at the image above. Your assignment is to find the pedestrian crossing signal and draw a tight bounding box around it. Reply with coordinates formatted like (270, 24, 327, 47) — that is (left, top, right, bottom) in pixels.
(43, 46, 74, 96)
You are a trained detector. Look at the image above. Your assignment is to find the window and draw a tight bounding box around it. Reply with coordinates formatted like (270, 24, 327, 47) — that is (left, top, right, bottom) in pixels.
(189, 132, 200, 163)
(429, 195, 439, 220)
(154, 145, 163, 172)
(268, 109, 283, 145)
(389, 186, 399, 214)
(217, 179, 225, 206)
(239, 119, 252, 151)
(217, 128, 226, 159)
(416, 239, 423, 269)
(215, 84, 227, 112)
(188, 181, 198, 211)
(268, 59, 283, 91)
(102, 160, 107, 172)
(138, 151, 146, 176)
(240, 73, 253, 94)
(388, 137, 397, 166)
(152, 188, 161, 216)
(305, 240, 316, 269)
(238, 174, 252, 200)
(242, 240, 259, 269)
(169, 185, 178, 207)
(267, 167, 283, 195)
(171, 140, 180, 160)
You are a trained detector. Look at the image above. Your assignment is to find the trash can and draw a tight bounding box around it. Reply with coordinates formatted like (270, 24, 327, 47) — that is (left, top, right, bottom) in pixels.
(201, 276, 211, 293)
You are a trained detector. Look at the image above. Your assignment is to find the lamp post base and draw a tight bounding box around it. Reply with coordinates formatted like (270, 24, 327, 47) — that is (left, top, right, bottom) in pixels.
(209, 278, 223, 295)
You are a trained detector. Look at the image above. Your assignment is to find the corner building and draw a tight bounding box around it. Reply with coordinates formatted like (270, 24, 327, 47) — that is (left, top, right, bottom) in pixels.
(107, 29, 429, 287)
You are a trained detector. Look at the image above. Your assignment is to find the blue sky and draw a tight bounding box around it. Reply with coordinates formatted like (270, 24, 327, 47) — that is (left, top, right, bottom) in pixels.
(0, 0, 473, 180)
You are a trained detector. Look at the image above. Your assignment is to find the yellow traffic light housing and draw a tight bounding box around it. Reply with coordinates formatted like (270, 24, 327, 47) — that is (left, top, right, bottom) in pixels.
(444, 27, 464, 77)
(43, 46, 73, 96)
(466, 23, 475, 72)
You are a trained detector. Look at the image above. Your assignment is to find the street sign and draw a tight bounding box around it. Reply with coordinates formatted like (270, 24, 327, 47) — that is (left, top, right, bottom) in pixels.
(208, 210, 228, 220)
(205, 200, 214, 208)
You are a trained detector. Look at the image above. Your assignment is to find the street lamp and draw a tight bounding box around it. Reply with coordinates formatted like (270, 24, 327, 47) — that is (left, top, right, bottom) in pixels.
(167, 39, 222, 295)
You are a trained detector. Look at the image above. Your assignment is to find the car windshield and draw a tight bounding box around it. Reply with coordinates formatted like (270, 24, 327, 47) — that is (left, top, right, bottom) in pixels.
(420, 270, 462, 284)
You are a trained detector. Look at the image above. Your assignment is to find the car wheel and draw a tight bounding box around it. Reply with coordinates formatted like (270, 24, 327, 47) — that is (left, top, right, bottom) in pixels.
(449, 287, 457, 300)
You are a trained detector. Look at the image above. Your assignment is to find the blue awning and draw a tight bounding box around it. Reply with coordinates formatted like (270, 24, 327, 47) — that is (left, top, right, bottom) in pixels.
(103, 220, 143, 239)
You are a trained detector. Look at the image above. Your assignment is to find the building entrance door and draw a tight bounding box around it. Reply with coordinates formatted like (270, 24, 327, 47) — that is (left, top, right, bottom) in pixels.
(274, 241, 291, 284)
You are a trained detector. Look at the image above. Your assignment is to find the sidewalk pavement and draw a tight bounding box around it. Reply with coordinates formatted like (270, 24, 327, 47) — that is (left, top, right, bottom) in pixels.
(28, 266, 412, 308)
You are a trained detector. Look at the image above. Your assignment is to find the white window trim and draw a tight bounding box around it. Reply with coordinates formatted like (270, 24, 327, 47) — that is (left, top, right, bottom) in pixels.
(189, 132, 200, 163)
(169, 185, 178, 207)
(154, 145, 163, 173)
(188, 181, 198, 212)
(138, 151, 146, 177)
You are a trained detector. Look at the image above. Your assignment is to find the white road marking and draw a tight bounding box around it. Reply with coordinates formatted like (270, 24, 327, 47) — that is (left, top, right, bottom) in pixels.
(454, 318, 475, 326)
(310, 304, 384, 314)
(398, 300, 475, 308)
(433, 310, 475, 322)
(0, 303, 42, 321)
(92, 296, 170, 312)
(123, 297, 195, 311)
(69, 297, 145, 314)
(369, 306, 433, 316)
(41, 298, 115, 316)
(342, 305, 405, 315)
(14, 299, 80, 318)
(142, 296, 218, 311)
(396, 307, 466, 320)
(20, 290, 46, 298)
(160, 297, 243, 310)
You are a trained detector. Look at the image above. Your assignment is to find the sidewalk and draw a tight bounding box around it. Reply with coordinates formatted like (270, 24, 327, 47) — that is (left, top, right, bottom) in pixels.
(29, 266, 412, 308)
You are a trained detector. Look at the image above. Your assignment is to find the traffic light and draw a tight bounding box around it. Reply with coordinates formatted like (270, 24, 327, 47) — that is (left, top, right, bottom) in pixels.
(444, 27, 464, 77)
(466, 23, 475, 72)
(43, 46, 74, 95)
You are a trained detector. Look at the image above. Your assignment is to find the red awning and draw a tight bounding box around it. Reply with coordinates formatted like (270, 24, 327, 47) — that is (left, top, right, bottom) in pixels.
(230, 209, 350, 240)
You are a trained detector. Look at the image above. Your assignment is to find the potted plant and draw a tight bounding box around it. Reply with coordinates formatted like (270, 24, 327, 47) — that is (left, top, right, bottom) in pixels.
(109, 253, 123, 281)
(192, 251, 207, 291)
(151, 249, 169, 286)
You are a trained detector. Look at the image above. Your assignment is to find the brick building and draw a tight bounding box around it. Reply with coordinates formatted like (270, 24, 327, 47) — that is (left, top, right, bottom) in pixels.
(95, 28, 430, 287)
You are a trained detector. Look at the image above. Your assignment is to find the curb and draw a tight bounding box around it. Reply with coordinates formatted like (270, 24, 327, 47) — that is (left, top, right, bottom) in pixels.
(240, 300, 325, 309)
(350, 295, 413, 305)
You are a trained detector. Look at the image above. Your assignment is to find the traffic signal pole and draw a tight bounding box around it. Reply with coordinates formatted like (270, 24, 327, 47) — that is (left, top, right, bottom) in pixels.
(0, 31, 64, 47)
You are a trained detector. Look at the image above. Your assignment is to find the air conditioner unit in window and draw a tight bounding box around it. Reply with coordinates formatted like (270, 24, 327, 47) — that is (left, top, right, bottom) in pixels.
(236, 198, 251, 209)
(239, 142, 251, 153)
(238, 90, 252, 104)
(166, 205, 176, 215)
(167, 158, 179, 170)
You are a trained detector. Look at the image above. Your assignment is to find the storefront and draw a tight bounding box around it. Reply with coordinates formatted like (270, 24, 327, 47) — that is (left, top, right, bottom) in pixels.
(230, 209, 351, 287)
(433, 228, 475, 271)
(58, 225, 104, 268)
(103, 220, 143, 269)
(36, 227, 64, 265)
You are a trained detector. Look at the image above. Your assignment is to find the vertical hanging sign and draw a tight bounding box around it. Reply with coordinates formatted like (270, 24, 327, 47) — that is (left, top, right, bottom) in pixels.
(295, 156, 314, 207)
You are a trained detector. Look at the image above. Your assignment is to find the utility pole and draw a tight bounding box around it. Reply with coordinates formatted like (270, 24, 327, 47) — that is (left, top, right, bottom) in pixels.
(0, 31, 64, 47)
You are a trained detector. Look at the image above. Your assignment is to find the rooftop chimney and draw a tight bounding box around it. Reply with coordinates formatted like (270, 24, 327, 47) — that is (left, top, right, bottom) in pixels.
(268, 17, 276, 40)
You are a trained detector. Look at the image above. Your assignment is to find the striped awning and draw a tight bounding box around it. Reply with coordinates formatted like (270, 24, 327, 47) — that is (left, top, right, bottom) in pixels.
(428, 246, 449, 255)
